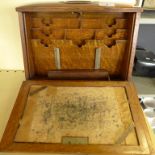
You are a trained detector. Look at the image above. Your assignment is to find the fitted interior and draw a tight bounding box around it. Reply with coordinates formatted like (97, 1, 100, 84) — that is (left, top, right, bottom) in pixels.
(28, 12, 130, 78)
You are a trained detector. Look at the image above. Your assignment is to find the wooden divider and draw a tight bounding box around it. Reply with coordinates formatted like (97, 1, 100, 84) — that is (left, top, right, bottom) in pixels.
(31, 39, 127, 75)
(30, 12, 129, 78)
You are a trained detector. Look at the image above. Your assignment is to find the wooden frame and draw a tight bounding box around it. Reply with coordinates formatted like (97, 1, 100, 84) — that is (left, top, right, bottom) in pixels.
(0, 80, 153, 154)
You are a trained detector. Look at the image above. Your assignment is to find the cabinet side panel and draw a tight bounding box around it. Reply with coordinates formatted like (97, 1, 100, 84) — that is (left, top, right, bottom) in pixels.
(18, 13, 30, 79)
(23, 13, 35, 79)
(19, 12, 35, 79)
(127, 13, 141, 80)
(121, 13, 141, 80)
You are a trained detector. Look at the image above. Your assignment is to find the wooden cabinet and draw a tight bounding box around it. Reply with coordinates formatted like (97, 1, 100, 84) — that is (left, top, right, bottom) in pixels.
(1, 3, 153, 155)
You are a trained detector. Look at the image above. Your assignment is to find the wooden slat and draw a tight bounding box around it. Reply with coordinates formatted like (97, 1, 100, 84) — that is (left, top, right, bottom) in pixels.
(48, 70, 110, 80)
(16, 3, 143, 13)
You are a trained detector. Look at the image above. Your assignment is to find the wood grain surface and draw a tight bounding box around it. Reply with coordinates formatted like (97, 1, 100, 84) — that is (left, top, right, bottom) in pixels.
(1, 3, 152, 155)
(16, 3, 143, 13)
(16, 5, 142, 80)
(0, 80, 153, 154)
(15, 85, 134, 144)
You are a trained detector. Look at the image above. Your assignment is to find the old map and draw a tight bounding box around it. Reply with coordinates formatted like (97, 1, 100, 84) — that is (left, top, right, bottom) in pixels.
(15, 85, 134, 144)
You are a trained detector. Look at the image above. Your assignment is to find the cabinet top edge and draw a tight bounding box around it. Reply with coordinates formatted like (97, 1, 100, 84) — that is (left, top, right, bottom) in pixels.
(16, 2, 143, 13)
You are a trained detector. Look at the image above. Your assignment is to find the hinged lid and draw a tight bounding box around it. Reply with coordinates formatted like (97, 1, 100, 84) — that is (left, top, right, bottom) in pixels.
(16, 3, 142, 80)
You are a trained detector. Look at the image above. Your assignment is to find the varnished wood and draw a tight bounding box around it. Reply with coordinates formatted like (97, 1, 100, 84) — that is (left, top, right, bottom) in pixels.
(0, 80, 153, 154)
(18, 13, 30, 79)
(127, 82, 155, 153)
(15, 85, 132, 144)
(16, 4, 142, 80)
(24, 13, 35, 79)
(121, 12, 141, 80)
(31, 39, 127, 76)
(1, 3, 153, 155)
(16, 3, 143, 13)
(127, 13, 141, 80)
(48, 69, 110, 80)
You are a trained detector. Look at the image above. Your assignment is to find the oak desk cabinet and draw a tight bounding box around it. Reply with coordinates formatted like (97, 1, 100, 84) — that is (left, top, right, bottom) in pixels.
(0, 3, 154, 155)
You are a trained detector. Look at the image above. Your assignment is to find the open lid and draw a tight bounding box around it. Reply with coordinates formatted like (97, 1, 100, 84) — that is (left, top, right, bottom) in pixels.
(16, 3, 142, 80)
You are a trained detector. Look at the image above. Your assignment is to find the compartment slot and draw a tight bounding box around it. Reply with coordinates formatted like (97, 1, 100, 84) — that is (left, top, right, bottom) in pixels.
(65, 29, 95, 46)
(31, 28, 65, 41)
(101, 40, 127, 75)
(31, 40, 56, 75)
(32, 28, 127, 42)
(31, 39, 127, 75)
(112, 19, 128, 29)
(30, 12, 129, 77)
(32, 17, 127, 29)
(51, 18, 80, 29)
(81, 19, 107, 29)
(32, 17, 80, 29)
(81, 18, 127, 29)
(53, 40, 96, 69)
(32, 12, 79, 18)
(95, 29, 127, 40)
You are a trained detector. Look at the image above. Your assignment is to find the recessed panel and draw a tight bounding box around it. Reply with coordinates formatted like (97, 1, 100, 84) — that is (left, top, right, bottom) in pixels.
(15, 85, 137, 145)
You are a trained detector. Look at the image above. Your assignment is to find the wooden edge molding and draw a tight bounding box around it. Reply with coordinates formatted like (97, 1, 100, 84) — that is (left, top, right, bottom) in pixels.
(16, 3, 143, 13)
